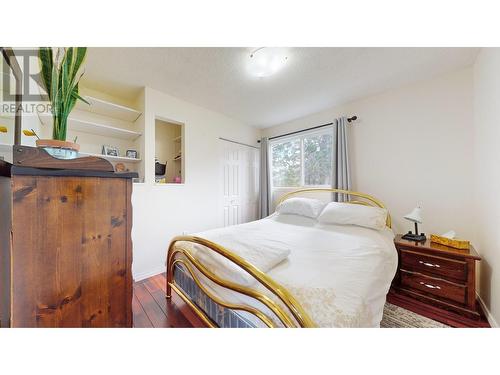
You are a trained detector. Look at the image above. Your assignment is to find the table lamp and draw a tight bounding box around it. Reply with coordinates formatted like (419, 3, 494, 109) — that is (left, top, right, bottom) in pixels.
(401, 206, 427, 242)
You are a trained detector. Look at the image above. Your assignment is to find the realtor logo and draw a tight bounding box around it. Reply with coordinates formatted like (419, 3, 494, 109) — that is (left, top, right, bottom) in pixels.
(2, 48, 49, 102)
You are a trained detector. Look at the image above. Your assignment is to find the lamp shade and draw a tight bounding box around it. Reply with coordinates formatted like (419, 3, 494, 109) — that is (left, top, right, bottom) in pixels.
(404, 207, 423, 224)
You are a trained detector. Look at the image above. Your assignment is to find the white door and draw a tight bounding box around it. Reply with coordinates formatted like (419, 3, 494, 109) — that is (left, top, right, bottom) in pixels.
(241, 147, 259, 223)
(220, 140, 260, 227)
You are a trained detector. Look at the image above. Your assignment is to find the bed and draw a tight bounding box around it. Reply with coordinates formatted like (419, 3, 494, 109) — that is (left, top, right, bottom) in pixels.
(166, 188, 398, 328)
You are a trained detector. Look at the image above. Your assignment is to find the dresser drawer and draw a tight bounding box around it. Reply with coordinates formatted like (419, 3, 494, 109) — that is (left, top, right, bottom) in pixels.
(400, 270, 466, 305)
(401, 249, 467, 282)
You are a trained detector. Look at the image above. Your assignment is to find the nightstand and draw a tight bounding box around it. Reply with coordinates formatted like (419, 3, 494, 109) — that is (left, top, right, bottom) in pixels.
(388, 235, 489, 327)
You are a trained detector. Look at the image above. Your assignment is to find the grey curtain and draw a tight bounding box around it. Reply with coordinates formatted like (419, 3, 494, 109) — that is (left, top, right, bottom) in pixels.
(332, 117, 351, 202)
(259, 137, 271, 218)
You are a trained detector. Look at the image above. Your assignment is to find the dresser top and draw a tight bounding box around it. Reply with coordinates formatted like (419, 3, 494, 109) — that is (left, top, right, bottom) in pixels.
(394, 234, 481, 260)
(0, 160, 137, 179)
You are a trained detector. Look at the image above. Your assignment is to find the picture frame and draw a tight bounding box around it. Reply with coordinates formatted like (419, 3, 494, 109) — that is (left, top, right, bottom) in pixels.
(102, 145, 119, 157)
(126, 149, 138, 159)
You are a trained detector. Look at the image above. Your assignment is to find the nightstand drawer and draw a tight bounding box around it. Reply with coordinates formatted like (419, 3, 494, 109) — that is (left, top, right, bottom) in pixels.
(401, 249, 467, 282)
(400, 270, 466, 305)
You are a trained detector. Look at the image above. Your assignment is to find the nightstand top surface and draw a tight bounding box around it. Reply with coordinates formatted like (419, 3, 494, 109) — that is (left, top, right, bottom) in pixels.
(394, 234, 481, 260)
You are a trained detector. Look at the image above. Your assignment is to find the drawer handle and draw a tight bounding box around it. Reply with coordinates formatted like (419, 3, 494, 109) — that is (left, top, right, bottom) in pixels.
(419, 281, 441, 290)
(418, 260, 440, 268)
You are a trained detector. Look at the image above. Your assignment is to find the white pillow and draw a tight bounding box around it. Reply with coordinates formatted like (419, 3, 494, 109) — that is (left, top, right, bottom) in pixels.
(276, 197, 326, 219)
(318, 202, 388, 230)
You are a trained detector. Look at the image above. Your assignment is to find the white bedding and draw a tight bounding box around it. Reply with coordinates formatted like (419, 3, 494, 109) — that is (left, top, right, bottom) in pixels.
(188, 224, 291, 286)
(176, 213, 398, 327)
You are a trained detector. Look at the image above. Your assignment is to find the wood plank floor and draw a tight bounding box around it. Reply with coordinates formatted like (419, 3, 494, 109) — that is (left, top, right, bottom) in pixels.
(133, 273, 195, 328)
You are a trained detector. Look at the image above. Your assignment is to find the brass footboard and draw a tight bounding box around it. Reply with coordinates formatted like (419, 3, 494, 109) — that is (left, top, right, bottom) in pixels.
(166, 235, 315, 328)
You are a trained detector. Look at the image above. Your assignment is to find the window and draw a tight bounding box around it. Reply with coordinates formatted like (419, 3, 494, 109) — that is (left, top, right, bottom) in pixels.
(270, 128, 333, 188)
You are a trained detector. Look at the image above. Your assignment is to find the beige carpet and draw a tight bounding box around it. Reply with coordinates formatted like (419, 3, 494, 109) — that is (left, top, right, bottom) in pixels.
(380, 303, 450, 328)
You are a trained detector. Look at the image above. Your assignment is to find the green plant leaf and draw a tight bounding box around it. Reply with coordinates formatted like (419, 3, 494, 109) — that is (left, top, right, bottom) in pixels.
(70, 47, 87, 84)
(38, 48, 53, 100)
(38, 47, 88, 141)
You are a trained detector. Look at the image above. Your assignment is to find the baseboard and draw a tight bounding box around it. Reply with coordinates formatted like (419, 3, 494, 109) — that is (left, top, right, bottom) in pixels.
(133, 265, 165, 282)
(476, 293, 498, 328)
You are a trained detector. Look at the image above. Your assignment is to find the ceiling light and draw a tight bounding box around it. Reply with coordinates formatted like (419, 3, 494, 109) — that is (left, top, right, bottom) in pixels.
(247, 47, 288, 78)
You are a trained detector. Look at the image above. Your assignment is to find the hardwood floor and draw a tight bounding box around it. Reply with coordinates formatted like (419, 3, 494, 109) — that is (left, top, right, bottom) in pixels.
(133, 273, 195, 328)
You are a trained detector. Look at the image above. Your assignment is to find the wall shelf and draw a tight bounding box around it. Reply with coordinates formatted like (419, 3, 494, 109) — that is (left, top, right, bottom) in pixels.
(79, 151, 142, 164)
(38, 113, 142, 140)
(68, 117, 142, 140)
(76, 95, 142, 122)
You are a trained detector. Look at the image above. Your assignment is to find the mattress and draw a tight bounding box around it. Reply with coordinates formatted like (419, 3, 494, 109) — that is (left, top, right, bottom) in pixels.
(173, 213, 398, 327)
(174, 263, 256, 327)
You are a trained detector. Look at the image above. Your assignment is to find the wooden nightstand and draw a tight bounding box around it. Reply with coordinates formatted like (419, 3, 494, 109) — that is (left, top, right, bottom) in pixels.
(388, 235, 490, 327)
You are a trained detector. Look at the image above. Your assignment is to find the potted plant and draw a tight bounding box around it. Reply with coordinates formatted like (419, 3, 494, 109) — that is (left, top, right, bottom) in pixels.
(37, 47, 89, 159)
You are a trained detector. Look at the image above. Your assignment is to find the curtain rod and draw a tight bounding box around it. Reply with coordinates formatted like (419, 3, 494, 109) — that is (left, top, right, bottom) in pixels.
(258, 116, 357, 143)
(219, 137, 260, 149)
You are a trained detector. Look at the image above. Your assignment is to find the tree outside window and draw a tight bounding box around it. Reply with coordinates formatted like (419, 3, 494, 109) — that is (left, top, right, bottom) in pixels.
(270, 129, 333, 188)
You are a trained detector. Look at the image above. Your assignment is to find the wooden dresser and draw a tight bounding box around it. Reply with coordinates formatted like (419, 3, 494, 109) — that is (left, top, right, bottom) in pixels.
(389, 235, 489, 327)
(0, 160, 136, 327)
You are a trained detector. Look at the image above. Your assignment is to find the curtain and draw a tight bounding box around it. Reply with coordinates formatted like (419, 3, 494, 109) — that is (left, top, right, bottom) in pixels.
(259, 137, 271, 218)
(332, 117, 351, 202)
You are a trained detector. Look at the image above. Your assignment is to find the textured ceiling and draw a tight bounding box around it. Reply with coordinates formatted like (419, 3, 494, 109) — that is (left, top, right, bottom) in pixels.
(82, 47, 479, 128)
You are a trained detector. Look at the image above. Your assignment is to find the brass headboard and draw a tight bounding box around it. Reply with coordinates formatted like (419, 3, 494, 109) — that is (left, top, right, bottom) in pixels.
(277, 188, 391, 228)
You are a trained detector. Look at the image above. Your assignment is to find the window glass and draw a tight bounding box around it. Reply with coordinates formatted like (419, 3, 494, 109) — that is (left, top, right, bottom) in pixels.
(303, 133, 333, 186)
(271, 138, 301, 187)
(270, 129, 333, 188)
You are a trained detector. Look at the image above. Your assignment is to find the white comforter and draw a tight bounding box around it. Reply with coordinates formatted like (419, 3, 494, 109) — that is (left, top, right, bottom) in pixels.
(188, 224, 291, 286)
(177, 213, 398, 327)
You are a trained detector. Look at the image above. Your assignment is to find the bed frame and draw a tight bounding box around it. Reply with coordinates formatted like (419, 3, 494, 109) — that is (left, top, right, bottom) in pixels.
(166, 188, 391, 328)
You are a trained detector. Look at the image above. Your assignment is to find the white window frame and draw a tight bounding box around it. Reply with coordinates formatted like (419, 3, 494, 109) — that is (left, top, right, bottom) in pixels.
(269, 126, 333, 189)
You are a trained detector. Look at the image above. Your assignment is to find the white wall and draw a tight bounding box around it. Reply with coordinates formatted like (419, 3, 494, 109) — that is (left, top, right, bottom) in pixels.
(131, 87, 260, 280)
(263, 68, 475, 239)
(473, 48, 500, 327)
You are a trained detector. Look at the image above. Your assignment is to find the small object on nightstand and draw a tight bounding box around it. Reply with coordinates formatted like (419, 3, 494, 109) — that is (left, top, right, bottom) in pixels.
(430, 233, 470, 250)
(401, 206, 426, 242)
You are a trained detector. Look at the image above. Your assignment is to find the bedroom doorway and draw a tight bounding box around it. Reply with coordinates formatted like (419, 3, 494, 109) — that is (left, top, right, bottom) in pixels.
(219, 139, 259, 227)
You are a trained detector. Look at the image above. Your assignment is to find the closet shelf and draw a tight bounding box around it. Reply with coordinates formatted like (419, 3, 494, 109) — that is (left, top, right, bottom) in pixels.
(79, 152, 142, 164)
(173, 136, 181, 143)
(76, 95, 142, 122)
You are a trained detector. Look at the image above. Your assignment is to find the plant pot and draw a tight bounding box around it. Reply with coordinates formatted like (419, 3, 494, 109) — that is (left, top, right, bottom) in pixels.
(36, 139, 80, 160)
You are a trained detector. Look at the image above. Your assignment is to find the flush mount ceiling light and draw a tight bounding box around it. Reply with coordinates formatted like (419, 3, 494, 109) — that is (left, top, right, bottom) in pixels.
(247, 47, 288, 78)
